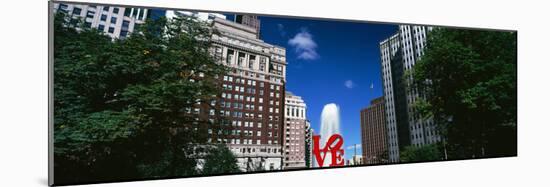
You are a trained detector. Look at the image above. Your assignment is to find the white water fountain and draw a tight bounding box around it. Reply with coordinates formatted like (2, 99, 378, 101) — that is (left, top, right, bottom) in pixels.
(314, 103, 342, 167)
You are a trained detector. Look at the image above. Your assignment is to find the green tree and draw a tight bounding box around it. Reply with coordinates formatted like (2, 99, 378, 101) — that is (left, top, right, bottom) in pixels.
(201, 144, 241, 175)
(411, 28, 517, 159)
(400, 144, 443, 163)
(53, 12, 230, 184)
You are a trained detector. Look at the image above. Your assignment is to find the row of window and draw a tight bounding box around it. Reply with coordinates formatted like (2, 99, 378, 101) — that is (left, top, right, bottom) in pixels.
(285, 106, 305, 118)
(217, 109, 281, 122)
(221, 92, 280, 105)
(60, 4, 120, 16)
(221, 85, 281, 99)
(224, 50, 271, 72)
(223, 75, 281, 91)
(217, 48, 284, 84)
(59, 4, 134, 38)
(207, 138, 280, 146)
(219, 101, 281, 115)
(208, 128, 275, 138)
(233, 147, 281, 154)
(285, 123, 304, 130)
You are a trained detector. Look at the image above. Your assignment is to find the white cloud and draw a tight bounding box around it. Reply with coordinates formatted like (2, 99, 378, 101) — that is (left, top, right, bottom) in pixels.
(347, 144, 361, 150)
(288, 28, 319, 60)
(344, 80, 355, 89)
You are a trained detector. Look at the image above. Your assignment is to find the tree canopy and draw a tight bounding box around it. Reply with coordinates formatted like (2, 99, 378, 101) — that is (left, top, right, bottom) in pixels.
(201, 144, 241, 175)
(400, 144, 443, 163)
(411, 28, 517, 159)
(53, 12, 234, 184)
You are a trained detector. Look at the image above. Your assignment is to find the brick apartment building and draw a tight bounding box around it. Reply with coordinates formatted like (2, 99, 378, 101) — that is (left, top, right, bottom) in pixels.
(207, 17, 288, 171)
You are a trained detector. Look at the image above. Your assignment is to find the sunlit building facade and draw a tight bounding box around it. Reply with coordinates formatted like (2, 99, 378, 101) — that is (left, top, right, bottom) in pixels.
(282, 92, 308, 169)
(380, 25, 440, 163)
(53, 2, 148, 39)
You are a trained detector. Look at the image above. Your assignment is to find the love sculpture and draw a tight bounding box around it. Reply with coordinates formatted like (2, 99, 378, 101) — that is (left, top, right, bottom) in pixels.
(313, 134, 345, 167)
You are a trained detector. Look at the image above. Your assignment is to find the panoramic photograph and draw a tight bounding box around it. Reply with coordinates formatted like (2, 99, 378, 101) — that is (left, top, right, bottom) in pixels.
(51, 2, 517, 185)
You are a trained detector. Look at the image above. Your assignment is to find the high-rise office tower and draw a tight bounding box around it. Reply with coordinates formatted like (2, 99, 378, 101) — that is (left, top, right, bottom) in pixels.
(53, 3, 148, 39)
(380, 25, 440, 163)
(282, 92, 308, 169)
(235, 15, 261, 39)
(360, 97, 388, 164)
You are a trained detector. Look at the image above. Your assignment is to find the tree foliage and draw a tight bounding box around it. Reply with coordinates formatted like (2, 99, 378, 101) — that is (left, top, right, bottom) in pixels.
(411, 28, 517, 159)
(53, 12, 233, 184)
(400, 144, 443, 163)
(201, 144, 241, 175)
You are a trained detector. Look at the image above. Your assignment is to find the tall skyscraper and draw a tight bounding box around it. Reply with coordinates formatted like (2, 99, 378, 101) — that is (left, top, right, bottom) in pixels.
(397, 26, 440, 147)
(208, 17, 288, 171)
(360, 97, 388, 164)
(380, 25, 440, 163)
(235, 15, 261, 39)
(53, 3, 148, 39)
(282, 92, 308, 169)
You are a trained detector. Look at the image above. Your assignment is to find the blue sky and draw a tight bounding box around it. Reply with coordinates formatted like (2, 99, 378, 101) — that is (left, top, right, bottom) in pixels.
(249, 16, 397, 160)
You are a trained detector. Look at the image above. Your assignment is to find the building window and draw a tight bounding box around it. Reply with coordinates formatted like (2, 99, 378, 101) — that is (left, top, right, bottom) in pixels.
(113, 8, 119, 14)
(84, 21, 91, 28)
(237, 53, 245, 66)
(123, 8, 131, 16)
(110, 17, 117, 24)
(137, 8, 144, 19)
(226, 50, 234, 65)
(72, 7, 82, 15)
(59, 4, 72, 14)
(59, 4, 68, 10)
(100, 14, 107, 21)
(97, 24, 105, 31)
(108, 27, 114, 33)
(103, 6, 110, 11)
(86, 11, 95, 18)
(120, 30, 129, 38)
(249, 55, 255, 69)
(122, 20, 130, 28)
